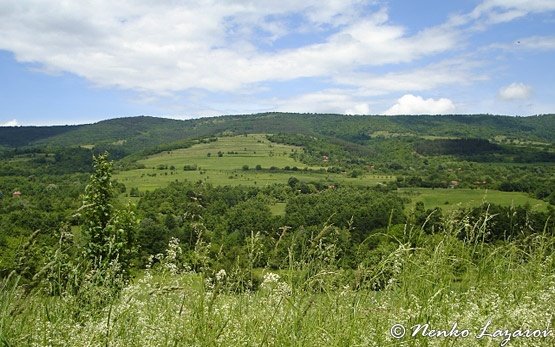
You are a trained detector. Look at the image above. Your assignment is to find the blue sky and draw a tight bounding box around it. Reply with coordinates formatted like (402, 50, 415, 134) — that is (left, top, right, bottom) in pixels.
(0, 0, 554, 126)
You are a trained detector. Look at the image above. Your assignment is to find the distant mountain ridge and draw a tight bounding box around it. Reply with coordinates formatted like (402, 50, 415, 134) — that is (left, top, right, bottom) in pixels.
(1, 113, 554, 155)
(0, 124, 82, 147)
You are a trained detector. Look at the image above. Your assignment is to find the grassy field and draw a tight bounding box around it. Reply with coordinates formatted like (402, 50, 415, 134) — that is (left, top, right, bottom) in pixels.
(115, 134, 394, 191)
(400, 187, 550, 212)
(269, 202, 287, 216)
(114, 134, 551, 215)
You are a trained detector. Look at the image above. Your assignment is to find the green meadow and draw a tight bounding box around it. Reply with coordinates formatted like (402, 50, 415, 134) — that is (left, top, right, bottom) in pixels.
(115, 134, 393, 191)
(269, 202, 287, 216)
(115, 134, 550, 215)
(400, 187, 550, 212)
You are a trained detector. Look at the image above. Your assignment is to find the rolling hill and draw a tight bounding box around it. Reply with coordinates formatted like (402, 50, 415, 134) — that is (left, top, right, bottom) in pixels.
(1, 114, 554, 156)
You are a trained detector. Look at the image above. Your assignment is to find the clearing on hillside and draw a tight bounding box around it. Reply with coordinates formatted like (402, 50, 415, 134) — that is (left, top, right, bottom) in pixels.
(400, 188, 549, 212)
(116, 134, 393, 191)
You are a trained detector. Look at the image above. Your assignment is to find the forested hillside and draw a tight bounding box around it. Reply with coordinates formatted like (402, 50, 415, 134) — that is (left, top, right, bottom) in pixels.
(2, 113, 554, 155)
(0, 124, 80, 147)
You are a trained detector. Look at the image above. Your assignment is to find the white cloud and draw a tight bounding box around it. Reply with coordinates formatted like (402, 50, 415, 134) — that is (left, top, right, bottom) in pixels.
(383, 94, 455, 115)
(336, 58, 487, 95)
(0, 0, 552, 119)
(0, 1, 458, 94)
(474, 0, 555, 15)
(0, 119, 19, 126)
(345, 103, 371, 115)
(446, 0, 555, 31)
(498, 82, 532, 100)
(513, 36, 555, 50)
(488, 35, 555, 52)
(274, 90, 372, 115)
(470, 0, 555, 24)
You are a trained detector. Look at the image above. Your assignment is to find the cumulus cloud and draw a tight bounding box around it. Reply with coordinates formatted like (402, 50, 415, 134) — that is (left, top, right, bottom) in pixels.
(0, 119, 19, 126)
(0, 0, 553, 118)
(383, 94, 455, 115)
(498, 82, 532, 100)
(345, 103, 371, 115)
(0, 1, 458, 94)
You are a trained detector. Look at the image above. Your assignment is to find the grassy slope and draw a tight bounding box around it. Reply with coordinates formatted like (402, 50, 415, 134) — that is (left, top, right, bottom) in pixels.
(116, 134, 551, 213)
(400, 187, 550, 212)
(115, 134, 394, 191)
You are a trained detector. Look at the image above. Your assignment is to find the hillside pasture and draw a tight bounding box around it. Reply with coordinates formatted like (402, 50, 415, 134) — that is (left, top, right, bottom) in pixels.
(116, 134, 393, 191)
(400, 187, 550, 212)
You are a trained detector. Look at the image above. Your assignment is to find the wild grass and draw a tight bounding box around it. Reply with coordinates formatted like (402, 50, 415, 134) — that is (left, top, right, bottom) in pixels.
(1, 212, 554, 346)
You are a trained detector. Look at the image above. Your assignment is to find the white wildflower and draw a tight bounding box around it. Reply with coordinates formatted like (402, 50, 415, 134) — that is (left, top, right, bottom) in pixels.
(215, 269, 227, 281)
(261, 272, 281, 287)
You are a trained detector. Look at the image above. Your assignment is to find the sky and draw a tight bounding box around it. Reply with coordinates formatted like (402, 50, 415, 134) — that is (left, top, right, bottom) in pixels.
(0, 0, 554, 126)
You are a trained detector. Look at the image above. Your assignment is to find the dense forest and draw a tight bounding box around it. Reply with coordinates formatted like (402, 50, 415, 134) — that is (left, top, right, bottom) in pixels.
(2, 113, 554, 152)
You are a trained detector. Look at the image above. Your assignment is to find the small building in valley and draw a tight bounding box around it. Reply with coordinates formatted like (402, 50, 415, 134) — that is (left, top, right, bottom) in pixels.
(12, 191, 21, 198)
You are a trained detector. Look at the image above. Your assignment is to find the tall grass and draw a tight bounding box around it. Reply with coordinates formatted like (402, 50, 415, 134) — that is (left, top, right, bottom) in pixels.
(1, 212, 554, 346)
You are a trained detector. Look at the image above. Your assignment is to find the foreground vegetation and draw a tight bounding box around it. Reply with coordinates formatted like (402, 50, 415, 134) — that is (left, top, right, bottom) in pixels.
(2, 210, 554, 346)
